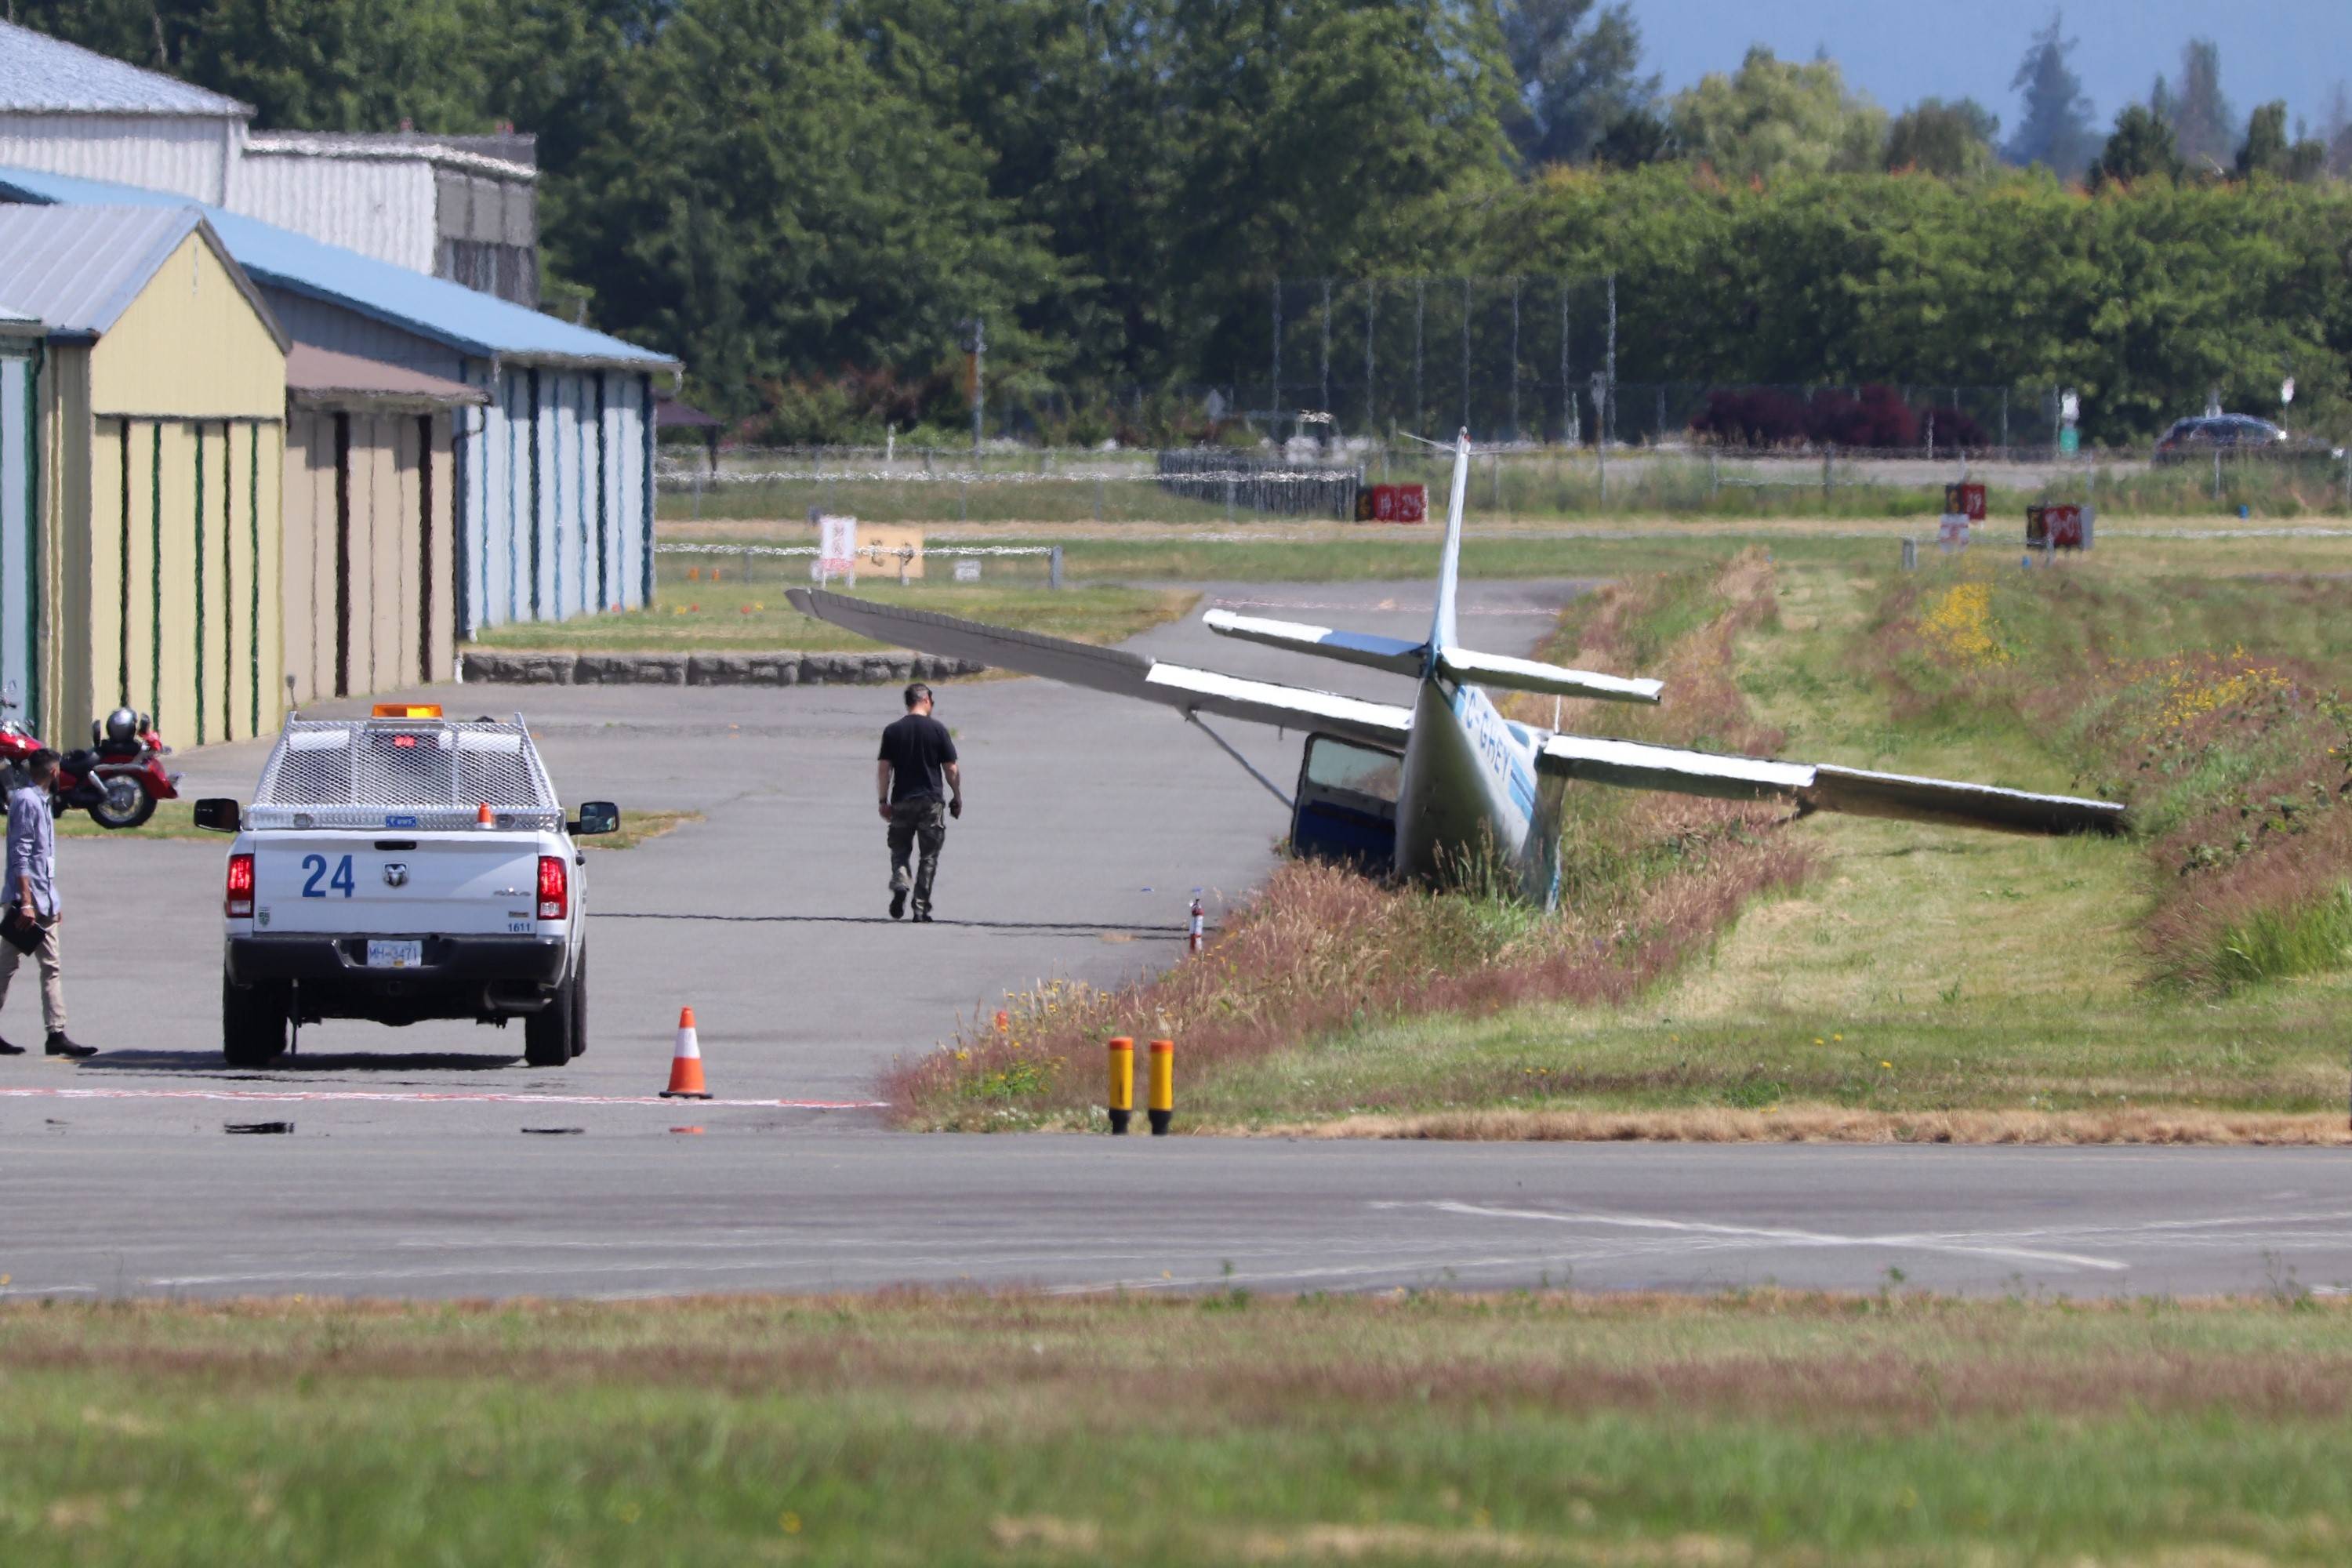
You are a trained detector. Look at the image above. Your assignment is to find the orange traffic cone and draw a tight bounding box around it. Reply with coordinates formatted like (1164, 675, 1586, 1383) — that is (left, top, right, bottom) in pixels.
(661, 1007, 712, 1099)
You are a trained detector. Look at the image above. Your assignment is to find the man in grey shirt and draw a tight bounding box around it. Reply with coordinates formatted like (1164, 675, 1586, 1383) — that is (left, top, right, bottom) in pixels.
(0, 750, 93, 1057)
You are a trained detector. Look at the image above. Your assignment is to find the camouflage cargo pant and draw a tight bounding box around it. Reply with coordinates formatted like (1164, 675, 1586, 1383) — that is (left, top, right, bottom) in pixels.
(886, 798, 949, 915)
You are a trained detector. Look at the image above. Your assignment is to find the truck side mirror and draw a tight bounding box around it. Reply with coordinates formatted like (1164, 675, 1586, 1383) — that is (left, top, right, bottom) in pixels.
(193, 797, 241, 833)
(572, 800, 620, 837)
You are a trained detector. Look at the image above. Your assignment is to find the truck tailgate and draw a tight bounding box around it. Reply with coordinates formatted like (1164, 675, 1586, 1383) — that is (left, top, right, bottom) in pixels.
(252, 833, 545, 936)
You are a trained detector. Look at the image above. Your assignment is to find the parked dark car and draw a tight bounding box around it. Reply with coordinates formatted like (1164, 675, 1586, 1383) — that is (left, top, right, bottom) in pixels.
(2152, 414, 2288, 463)
(2151, 414, 2347, 470)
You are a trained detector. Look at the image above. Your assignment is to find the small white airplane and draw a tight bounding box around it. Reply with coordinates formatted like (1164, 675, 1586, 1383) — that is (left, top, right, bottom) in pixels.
(788, 433, 2123, 903)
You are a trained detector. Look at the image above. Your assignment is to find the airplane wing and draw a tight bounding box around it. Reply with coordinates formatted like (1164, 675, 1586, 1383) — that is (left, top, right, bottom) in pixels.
(1537, 732, 2125, 835)
(786, 588, 1412, 748)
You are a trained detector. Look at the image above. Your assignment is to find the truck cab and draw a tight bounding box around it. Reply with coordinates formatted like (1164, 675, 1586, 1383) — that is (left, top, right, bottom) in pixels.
(198, 706, 617, 1068)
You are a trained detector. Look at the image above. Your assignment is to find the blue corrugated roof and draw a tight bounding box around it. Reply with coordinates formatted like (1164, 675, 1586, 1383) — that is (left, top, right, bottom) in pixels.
(0, 21, 250, 116)
(0, 163, 674, 370)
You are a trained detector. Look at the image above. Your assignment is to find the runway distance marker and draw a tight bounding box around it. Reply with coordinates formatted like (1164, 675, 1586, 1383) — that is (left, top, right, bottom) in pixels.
(0, 1087, 886, 1110)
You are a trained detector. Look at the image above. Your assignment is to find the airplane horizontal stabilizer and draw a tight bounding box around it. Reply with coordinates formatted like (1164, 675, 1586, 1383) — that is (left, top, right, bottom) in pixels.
(1201, 609, 1428, 677)
(1436, 647, 1663, 705)
(786, 588, 1411, 750)
(1538, 732, 2125, 836)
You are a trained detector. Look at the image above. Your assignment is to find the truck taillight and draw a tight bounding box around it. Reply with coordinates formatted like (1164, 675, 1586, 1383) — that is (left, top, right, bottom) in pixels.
(537, 855, 568, 920)
(226, 853, 255, 918)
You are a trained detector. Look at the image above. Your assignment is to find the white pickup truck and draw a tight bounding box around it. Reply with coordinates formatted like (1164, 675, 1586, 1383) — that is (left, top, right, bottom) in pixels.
(194, 706, 617, 1068)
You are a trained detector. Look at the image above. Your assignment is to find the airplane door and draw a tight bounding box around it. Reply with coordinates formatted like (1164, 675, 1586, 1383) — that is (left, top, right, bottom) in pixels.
(1291, 732, 1402, 873)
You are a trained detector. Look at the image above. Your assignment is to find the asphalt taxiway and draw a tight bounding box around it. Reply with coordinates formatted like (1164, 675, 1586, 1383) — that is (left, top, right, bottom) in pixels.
(4, 578, 2347, 1301)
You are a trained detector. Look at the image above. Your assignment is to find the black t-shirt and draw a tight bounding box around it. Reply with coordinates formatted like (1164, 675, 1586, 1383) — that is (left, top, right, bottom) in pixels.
(878, 713, 958, 804)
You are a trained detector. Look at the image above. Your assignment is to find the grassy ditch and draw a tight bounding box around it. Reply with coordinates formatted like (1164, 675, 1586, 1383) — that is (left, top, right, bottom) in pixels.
(7, 1290, 2352, 1564)
(890, 554, 1809, 1131)
(468, 574, 1195, 655)
(1227, 559, 2352, 1139)
(898, 547, 2352, 1141)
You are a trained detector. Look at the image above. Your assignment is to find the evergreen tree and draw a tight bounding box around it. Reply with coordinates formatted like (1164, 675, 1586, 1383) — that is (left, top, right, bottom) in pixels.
(557, 0, 1065, 408)
(2092, 103, 2182, 188)
(1593, 105, 1678, 169)
(2165, 39, 2234, 172)
(2003, 10, 2098, 174)
(2319, 82, 2352, 177)
(1494, 0, 1656, 169)
(2236, 101, 2327, 183)
(1885, 98, 2000, 177)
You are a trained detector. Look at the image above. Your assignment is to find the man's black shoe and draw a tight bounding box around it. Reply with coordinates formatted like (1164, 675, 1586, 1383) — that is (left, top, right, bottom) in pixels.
(45, 1033, 94, 1059)
(913, 909, 935, 924)
(889, 888, 907, 920)
(0, 1036, 21, 1055)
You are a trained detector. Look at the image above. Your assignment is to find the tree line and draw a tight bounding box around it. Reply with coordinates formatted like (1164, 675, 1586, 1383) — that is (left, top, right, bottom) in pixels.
(18, 1, 2352, 443)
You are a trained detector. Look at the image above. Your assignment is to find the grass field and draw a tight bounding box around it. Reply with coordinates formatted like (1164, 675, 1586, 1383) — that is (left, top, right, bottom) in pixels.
(657, 517, 2352, 591)
(894, 543, 2352, 1140)
(7, 1290, 2352, 1565)
(466, 575, 1196, 655)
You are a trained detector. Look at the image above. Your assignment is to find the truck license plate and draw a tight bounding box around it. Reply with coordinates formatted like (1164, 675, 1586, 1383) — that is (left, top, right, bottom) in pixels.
(365, 940, 423, 969)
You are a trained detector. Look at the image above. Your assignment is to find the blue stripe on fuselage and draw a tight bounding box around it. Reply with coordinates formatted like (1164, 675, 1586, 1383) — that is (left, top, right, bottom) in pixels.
(1448, 682, 1538, 822)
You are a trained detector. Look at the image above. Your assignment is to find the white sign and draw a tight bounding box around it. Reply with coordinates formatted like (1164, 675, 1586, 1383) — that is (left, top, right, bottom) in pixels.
(2282, 377, 2297, 405)
(953, 558, 982, 583)
(2058, 390, 2079, 426)
(1936, 514, 1972, 553)
(815, 515, 858, 584)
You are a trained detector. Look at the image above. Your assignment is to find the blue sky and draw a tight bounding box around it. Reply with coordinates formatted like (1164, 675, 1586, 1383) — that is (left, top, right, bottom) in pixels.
(1636, 1, 2347, 136)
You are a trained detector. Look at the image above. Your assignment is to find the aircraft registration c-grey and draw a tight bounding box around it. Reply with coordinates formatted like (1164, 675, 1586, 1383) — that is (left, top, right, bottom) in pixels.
(788, 433, 2124, 905)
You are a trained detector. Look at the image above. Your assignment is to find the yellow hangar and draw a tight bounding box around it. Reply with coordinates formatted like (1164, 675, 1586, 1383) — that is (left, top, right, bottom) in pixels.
(0, 201, 287, 744)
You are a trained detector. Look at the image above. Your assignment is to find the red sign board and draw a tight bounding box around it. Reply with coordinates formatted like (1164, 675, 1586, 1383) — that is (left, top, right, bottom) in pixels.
(2025, 503, 2086, 550)
(1356, 484, 1428, 523)
(1944, 481, 1987, 521)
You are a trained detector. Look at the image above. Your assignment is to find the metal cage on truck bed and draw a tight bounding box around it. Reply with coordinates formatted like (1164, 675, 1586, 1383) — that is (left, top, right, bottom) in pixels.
(247, 714, 562, 832)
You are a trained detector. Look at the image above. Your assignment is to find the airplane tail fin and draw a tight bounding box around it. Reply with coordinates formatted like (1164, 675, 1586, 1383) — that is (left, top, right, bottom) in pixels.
(1428, 429, 1472, 659)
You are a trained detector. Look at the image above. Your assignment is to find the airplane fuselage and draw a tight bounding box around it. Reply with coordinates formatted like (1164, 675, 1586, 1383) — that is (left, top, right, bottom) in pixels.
(1396, 677, 1561, 902)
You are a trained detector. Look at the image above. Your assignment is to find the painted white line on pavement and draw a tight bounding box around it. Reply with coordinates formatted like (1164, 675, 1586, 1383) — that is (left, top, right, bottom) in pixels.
(0, 1087, 886, 1110)
(1388, 1200, 2129, 1273)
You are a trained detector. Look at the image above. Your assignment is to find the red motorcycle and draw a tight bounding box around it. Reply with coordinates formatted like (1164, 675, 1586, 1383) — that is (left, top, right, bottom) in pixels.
(0, 695, 181, 829)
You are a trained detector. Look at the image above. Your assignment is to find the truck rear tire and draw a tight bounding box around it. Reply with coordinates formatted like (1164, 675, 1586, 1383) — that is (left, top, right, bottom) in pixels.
(523, 969, 575, 1068)
(568, 948, 588, 1058)
(222, 978, 289, 1067)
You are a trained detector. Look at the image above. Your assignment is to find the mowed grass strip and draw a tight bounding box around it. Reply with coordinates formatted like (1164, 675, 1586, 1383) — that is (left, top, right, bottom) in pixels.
(6, 1292, 2352, 1564)
(659, 519, 2352, 589)
(468, 574, 1196, 654)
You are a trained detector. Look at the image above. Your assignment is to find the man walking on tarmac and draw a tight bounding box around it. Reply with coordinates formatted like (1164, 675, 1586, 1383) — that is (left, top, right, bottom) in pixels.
(877, 682, 961, 922)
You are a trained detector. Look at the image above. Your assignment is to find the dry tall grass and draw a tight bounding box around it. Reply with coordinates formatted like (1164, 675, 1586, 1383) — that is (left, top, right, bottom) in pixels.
(886, 554, 1811, 1127)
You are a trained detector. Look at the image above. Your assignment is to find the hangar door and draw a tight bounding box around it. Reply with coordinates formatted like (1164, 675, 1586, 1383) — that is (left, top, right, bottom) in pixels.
(285, 408, 455, 706)
(0, 352, 33, 724)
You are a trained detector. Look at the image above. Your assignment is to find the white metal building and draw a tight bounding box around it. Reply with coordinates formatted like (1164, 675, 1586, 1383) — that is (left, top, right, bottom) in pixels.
(0, 165, 678, 644)
(0, 22, 539, 305)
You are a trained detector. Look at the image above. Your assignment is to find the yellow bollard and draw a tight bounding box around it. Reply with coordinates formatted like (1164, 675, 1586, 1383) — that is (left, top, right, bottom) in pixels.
(1148, 1039, 1174, 1135)
(1106, 1037, 1134, 1135)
